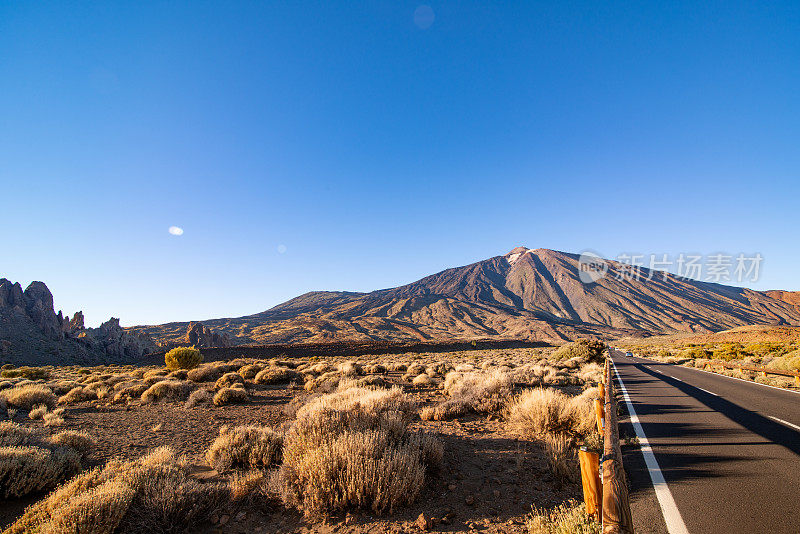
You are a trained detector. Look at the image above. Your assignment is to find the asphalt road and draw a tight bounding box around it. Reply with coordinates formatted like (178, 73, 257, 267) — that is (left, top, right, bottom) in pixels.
(609, 349, 800, 534)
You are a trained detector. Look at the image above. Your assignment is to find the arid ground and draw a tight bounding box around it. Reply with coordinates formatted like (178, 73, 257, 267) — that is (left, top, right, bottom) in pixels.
(0, 344, 607, 534)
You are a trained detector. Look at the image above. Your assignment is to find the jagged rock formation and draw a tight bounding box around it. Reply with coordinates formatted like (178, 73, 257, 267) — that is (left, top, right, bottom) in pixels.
(185, 321, 232, 348)
(132, 247, 800, 345)
(0, 278, 157, 365)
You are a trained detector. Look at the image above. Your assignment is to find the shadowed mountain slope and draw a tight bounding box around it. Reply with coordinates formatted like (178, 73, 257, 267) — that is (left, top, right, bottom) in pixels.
(130, 247, 800, 345)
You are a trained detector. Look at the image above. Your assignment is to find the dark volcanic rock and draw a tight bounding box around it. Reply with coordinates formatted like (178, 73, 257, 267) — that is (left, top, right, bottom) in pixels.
(0, 278, 157, 365)
(186, 321, 232, 348)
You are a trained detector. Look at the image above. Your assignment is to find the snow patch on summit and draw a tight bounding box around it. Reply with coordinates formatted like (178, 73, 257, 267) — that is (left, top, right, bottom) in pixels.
(505, 246, 530, 265)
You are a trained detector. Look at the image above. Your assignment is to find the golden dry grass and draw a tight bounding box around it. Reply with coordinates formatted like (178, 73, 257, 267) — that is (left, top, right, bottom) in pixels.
(5, 447, 228, 534)
(279, 385, 441, 515)
(1, 384, 57, 410)
(206, 425, 283, 472)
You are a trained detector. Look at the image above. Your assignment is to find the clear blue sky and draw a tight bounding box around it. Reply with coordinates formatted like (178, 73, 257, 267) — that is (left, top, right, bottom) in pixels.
(1, 1, 798, 327)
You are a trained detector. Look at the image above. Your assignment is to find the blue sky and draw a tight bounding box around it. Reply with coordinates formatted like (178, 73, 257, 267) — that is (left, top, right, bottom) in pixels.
(1, 1, 798, 326)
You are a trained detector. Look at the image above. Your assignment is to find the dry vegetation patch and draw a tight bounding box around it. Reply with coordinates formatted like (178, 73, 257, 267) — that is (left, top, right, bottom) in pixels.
(279, 385, 442, 515)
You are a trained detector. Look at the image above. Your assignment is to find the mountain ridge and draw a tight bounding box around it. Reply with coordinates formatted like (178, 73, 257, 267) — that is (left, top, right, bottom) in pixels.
(128, 247, 800, 346)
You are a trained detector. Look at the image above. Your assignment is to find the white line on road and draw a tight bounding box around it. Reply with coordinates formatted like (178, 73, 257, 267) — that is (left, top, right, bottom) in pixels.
(611, 359, 690, 534)
(768, 416, 800, 432)
(694, 386, 718, 396)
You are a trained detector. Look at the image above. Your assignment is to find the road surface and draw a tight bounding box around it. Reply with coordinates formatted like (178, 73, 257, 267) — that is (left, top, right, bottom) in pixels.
(609, 349, 800, 534)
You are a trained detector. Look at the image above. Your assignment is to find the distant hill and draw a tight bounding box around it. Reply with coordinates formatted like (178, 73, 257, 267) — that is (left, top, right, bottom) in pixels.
(130, 247, 800, 345)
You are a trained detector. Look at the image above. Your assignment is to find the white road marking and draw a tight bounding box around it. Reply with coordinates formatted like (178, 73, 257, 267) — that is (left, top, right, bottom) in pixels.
(768, 416, 800, 431)
(694, 386, 718, 396)
(611, 359, 690, 534)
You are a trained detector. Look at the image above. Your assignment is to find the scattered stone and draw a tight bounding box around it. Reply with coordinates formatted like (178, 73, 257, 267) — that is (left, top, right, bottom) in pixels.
(465, 494, 475, 506)
(218, 514, 229, 525)
(415, 512, 432, 531)
(448, 483, 457, 491)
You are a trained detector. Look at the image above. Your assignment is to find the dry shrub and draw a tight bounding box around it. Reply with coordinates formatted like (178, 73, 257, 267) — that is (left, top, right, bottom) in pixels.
(185, 388, 212, 408)
(387, 362, 407, 372)
(5, 447, 228, 534)
(543, 434, 577, 482)
(552, 339, 605, 364)
(0, 446, 82, 498)
(507, 387, 597, 438)
(206, 425, 283, 472)
(58, 386, 97, 404)
(304, 372, 341, 392)
(406, 363, 426, 376)
(254, 367, 300, 385)
(44, 412, 65, 427)
(48, 380, 79, 396)
(305, 363, 332, 375)
(279, 386, 441, 515)
(425, 369, 512, 419)
(364, 363, 386, 374)
(140, 380, 194, 403)
(1, 384, 57, 410)
(213, 387, 248, 406)
(166, 369, 189, 380)
(0, 422, 89, 499)
(215, 372, 244, 390)
(238, 364, 263, 380)
(112, 382, 149, 403)
(527, 499, 600, 534)
(412, 373, 432, 386)
(337, 360, 363, 377)
(187, 364, 225, 383)
(419, 399, 470, 421)
(165, 346, 203, 371)
(142, 369, 168, 381)
(29, 404, 49, 420)
(49, 431, 95, 454)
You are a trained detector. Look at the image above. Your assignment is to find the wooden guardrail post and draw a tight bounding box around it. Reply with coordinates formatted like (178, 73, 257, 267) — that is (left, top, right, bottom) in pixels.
(602, 356, 634, 534)
(579, 447, 602, 520)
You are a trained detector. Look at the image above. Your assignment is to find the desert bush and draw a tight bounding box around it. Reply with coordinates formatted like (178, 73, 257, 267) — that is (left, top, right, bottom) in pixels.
(552, 339, 605, 364)
(0, 366, 50, 380)
(5, 447, 227, 534)
(167, 369, 189, 380)
(527, 499, 600, 534)
(29, 404, 49, 420)
(49, 431, 95, 454)
(0, 445, 82, 498)
(112, 382, 149, 403)
(254, 366, 300, 384)
(0, 422, 88, 498)
(542, 433, 577, 482)
(184, 388, 212, 408)
(206, 425, 283, 472)
(140, 380, 194, 403)
(279, 386, 441, 515)
(238, 364, 263, 380)
(337, 360, 363, 377)
(1, 384, 57, 410)
(507, 387, 597, 438)
(213, 387, 248, 406)
(412, 373, 432, 386)
(186, 364, 224, 383)
(44, 412, 66, 427)
(215, 372, 244, 390)
(419, 399, 470, 421)
(387, 362, 408, 372)
(165, 346, 203, 371)
(433, 369, 513, 417)
(364, 363, 387, 374)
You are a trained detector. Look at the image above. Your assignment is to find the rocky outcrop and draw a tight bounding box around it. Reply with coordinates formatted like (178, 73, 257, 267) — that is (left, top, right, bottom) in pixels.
(80, 318, 158, 359)
(185, 321, 232, 348)
(0, 278, 157, 365)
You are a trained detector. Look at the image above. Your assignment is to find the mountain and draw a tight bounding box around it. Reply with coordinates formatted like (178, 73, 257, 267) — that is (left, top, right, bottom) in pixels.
(130, 247, 800, 346)
(765, 290, 800, 309)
